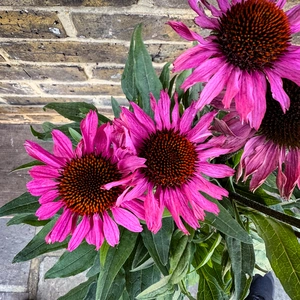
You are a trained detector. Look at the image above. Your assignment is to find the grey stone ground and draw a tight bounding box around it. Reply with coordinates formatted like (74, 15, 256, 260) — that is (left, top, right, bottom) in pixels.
(0, 124, 293, 299)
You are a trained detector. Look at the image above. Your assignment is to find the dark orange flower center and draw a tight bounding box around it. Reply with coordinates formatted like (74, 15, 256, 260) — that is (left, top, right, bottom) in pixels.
(58, 154, 122, 215)
(215, 0, 290, 71)
(139, 129, 198, 188)
(259, 79, 300, 148)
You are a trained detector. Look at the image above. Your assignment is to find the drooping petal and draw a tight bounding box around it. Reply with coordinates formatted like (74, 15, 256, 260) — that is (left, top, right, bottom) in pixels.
(68, 215, 91, 251)
(103, 211, 120, 247)
(29, 165, 60, 179)
(111, 207, 142, 232)
(86, 214, 104, 250)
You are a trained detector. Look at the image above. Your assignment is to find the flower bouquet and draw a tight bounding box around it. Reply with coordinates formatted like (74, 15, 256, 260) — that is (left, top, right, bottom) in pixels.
(1, 0, 300, 299)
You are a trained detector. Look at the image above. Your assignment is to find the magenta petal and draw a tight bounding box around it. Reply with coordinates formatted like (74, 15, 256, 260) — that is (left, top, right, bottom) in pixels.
(121, 200, 145, 220)
(199, 162, 234, 178)
(39, 189, 59, 204)
(287, 5, 300, 34)
(27, 179, 57, 196)
(80, 110, 98, 155)
(111, 207, 142, 232)
(86, 214, 104, 250)
(46, 209, 75, 243)
(36, 201, 64, 220)
(144, 189, 163, 234)
(29, 165, 59, 179)
(68, 215, 91, 251)
(24, 140, 64, 168)
(52, 130, 74, 159)
(103, 211, 120, 247)
(168, 21, 205, 42)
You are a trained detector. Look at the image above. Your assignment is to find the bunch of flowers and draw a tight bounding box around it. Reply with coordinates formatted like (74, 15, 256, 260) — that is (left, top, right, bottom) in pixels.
(1, 0, 300, 299)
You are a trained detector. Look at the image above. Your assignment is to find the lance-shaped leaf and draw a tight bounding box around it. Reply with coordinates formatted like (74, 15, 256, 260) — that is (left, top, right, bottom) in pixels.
(13, 217, 68, 262)
(45, 242, 97, 278)
(7, 213, 49, 227)
(0, 192, 40, 217)
(111, 97, 122, 118)
(95, 229, 138, 300)
(58, 277, 96, 300)
(225, 236, 255, 300)
(204, 200, 252, 244)
(250, 212, 300, 300)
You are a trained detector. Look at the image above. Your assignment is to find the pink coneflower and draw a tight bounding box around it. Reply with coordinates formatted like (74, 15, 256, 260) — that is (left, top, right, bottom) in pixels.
(168, 0, 300, 130)
(214, 79, 300, 199)
(25, 111, 146, 251)
(109, 91, 234, 234)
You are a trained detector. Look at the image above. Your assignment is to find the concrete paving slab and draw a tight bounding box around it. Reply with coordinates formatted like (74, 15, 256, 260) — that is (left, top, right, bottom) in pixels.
(0, 292, 29, 300)
(0, 218, 35, 289)
(37, 256, 87, 300)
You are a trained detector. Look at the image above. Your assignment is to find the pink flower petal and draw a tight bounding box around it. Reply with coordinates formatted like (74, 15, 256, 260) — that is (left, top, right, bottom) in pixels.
(39, 189, 59, 204)
(86, 214, 104, 250)
(27, 179, 57, 196)
(111, 207, 142, 232)
(52, 130, 74, 159)
(36, 201, 64, 220)
(24, 140, 64, 168)
(199, 162, 234, 178)
(103, 211, 120, 247)
(29, 165, 60, 179)
(80, 110, 98, 155)
(68, 215, 91, 251)
(46, 209, 74, 244)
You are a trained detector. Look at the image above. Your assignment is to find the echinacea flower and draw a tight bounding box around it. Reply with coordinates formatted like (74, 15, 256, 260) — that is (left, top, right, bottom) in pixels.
(214, 79, 300, 199)
(109, 91, 234, 234)
(169, 0, 300, 130)
(25, 111, 146, 251)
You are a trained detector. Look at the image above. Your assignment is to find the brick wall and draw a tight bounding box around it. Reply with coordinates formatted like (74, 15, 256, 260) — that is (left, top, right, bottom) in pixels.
(0, 0, 197, 124)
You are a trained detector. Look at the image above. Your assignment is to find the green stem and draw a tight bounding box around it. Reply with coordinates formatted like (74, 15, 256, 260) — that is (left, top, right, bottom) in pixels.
(229, 191, 300, 230)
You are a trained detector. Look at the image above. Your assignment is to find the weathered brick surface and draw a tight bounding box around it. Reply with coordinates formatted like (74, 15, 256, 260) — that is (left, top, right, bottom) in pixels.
(152, 0, 190, 8)
(1, 41, 129, 63)
(0, 64, 87, 81)
(0, 0, 137, 6)
(0, 10, 66, 39)
(4, 96, 94, 105)
(40, 82, 123, 95)
(91, 66, 123, 81)
(0, 82, 35, 94)
(73, 13, 195, 41)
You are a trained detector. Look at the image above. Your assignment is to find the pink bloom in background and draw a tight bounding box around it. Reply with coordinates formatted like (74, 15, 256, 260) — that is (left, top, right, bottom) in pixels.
(111, 91, 234, 234)
(25, 111, 146, 251)
(169, 0, 300, 130)
(215, 79, 300, 199)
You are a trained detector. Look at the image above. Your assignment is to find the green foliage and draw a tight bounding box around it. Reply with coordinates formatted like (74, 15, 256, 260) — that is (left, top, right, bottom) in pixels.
(250, 213, 300, 300)
(0, 192, 40, 217)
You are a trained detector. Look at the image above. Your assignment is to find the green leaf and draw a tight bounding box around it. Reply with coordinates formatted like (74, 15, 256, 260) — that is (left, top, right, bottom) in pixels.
(111, 97, 122, 118)
(204, 200, 252, 244)
(45, 242, 97, 278)
(141, 226, 169, 276)
(225, 236, 255, 300)
(68, 127, 82, 143)
(250, 212, 300, 300)
(11, 160, 44, 172)
(152, 217, 174, 266)
(131, 237, 151, 270)
(83, 282, 97, 300)
(125, 265, 161, 299)
(58, 277, 96, 300)
(95, 229, 138, 300)
(0, 192, 40, 217)
(197, 265, 228, 300)
(106, 268, 126, 300)
(121, 28, 138, 101)
(44, 102, 100, 122)
(175, 70, 192, 101)
(13, 217, 68, 262)
(136, 275, 174, 300)
(159, 62, 171, 90)
(86, 252, 100, 277)
(7, 213, 49, 227)
(31, 122, 81, 141)
(133, 24, 163, 116)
